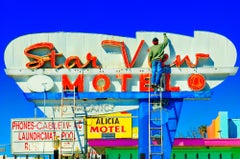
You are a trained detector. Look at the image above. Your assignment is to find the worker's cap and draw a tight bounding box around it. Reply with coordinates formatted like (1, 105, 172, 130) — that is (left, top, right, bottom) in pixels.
(152, 37, 159, 42)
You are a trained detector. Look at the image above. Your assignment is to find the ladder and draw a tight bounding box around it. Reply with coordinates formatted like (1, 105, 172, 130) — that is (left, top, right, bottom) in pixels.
(148, 78, 164, 159)
(60, 87, 87, 158)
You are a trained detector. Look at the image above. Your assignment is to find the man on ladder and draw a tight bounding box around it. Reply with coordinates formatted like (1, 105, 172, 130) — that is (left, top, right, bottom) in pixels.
(148, 33, 170, 159)
(148, 33, 169, 91)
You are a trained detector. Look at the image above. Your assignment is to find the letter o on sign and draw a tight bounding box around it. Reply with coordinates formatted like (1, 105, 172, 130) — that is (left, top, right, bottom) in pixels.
(188, 74, 206, 91)
(92, 74, 111, 92)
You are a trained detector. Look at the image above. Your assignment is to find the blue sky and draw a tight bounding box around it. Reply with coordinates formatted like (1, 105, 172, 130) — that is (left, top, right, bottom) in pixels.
(0, 0, 240, 155)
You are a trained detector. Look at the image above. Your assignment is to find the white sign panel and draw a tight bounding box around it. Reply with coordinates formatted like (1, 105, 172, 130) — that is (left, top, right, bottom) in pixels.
(4, 31, 238, 93)
(11, 118, 85, 154)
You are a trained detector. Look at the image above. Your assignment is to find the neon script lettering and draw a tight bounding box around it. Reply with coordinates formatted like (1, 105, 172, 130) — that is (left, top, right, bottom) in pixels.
(24, 42, 101, 69)
(101, 40, 145, 68)
(24, 41, 210, 69)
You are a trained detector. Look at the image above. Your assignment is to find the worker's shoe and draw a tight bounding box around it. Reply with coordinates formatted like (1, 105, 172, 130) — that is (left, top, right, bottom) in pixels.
(155, 85, 164, 91)
(151, 83, 157, 88)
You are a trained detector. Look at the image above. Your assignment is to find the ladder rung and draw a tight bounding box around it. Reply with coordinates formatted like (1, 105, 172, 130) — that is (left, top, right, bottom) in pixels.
(151, 102, 161, 105)
(151, 136, 161, 139)
(62, 154, 74, 157)
(151, 144, 162, 147)
(74, 134, 84, 136)
(61, 147, 73, 149)
(150, 127, 162, 130)
(61, 138, 74, 140)
(60, 106, 76, 108)
(62, 94, 75, 97)
(150, 118, 161, 121)
(150, 153, 163, 155)
(63, 89, 75, 92)
(75, 114, 87, 117)
(61, 113, 75, 115)
(151, 110, 162, 113)
(150, 94, 160, 97)
(62, 97, 75, 99)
